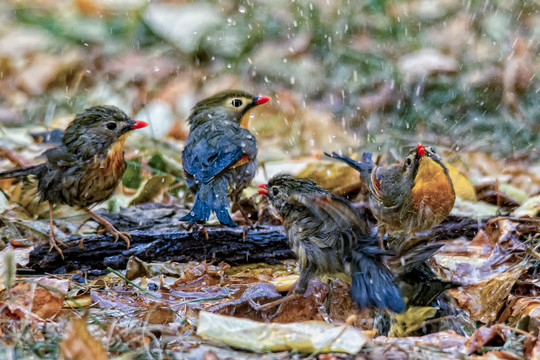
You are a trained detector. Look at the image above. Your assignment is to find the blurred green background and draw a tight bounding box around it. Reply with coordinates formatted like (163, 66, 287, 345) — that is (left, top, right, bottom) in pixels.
(0, 0, 538, 159)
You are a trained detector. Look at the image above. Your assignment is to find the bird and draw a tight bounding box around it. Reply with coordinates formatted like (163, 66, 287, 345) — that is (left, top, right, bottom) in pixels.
(326, 144, 455, 252)
(258, 174, 405, 313)
(0, 106, 148, 258)
(181, 90, 270, 227)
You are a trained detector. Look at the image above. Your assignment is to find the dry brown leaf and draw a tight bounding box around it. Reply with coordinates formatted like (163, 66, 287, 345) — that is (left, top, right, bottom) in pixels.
(58, 314, 109, 360)
(448, 267, 524, 323)
(143, 306, 176, 324)
(1, 277, 68, 321)
(499, 295, 540, 326)
(271, 279, 329, 323)
(465, 326, 505, 355)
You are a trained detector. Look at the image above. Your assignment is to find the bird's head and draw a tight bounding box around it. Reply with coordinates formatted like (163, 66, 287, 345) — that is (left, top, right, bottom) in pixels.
(258, 174, 322, 214)
(410, 143, 449, 182)
(187, 90, 270, 128)
(63, 105, 148, 156)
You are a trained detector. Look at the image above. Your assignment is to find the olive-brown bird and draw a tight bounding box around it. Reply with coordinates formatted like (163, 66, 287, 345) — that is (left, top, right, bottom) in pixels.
(0, 106, 148, 258)
(326, 144, 455, 251)
(181, 90, 270, 227)
(258, 174, 405, 313)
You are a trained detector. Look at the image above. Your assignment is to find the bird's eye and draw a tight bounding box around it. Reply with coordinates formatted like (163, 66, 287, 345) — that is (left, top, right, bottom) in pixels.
(272, 187, 279, 196)
(231, 99, 243, 107)
(406, 158, 412, 166)
(106, 122, 117, 130)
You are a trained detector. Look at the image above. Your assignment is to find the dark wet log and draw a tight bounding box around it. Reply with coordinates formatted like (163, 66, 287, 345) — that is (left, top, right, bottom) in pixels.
(26, 203, 488, 274)
(28, 225, 292, 273)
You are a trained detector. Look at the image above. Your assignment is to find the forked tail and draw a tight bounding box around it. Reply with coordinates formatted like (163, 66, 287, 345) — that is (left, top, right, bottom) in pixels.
(180, 177, 237, 227)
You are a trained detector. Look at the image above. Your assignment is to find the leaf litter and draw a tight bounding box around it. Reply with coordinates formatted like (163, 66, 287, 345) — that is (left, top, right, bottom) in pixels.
(0, 0, 539, 358)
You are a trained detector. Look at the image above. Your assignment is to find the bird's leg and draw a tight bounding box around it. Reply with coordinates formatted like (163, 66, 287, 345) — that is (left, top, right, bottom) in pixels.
(232, 197, 256, 242)
(377, 227, 387, 250)
(294, 266, 315, 295)
(85, 208, 131, 248)
(48, 203, 67, 259)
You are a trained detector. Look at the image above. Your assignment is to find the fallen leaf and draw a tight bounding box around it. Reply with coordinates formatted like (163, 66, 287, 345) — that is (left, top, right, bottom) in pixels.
(448, 267, 524, 323)
(1, 277, 68, 321)
(445, 162, 477, 201)
(390, 306, 438, 337)
(128, 174, 175, 206)
(59, 314, 109, 360)
(197, 311, 370, 354)
(465, 326, 505, 355)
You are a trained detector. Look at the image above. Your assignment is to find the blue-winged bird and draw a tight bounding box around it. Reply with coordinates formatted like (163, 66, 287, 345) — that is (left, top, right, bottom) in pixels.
(181, 90, 270, 227)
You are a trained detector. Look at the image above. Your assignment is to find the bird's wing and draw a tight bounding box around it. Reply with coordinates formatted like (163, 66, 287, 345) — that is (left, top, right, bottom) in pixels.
(42, 145, 79, 168)
(289, 192, 368, 248)
(368, 166, 383, 202)
(182, 123, 256, 184)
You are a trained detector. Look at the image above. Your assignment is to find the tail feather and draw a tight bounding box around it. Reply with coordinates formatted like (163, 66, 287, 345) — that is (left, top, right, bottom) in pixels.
(0, 165, 41, 179)
(180, 177, 237, 227)
(324, 152, 373, 174)
(350, 248, 405, 313)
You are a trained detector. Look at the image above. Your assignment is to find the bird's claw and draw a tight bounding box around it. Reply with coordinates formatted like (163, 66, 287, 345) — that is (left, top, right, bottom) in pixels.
(98, 226, 131, 248)
(182, 222, 209, 240)
(48, 229, 67, 260)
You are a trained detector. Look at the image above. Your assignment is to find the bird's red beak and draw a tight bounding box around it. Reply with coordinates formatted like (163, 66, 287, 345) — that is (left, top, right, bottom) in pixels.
(131, 120, 149, 129)
(258, 184, 269, 194)
(417, 143, 426, 157)
(254, 96, 271, 105)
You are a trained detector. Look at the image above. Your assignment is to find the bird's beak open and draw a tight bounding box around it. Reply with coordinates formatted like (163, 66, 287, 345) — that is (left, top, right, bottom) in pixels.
(258, 184, 269, 194)
(131, 120, 149, 130)
(254, 96, 271, 105)
(417, 143, 426, 157)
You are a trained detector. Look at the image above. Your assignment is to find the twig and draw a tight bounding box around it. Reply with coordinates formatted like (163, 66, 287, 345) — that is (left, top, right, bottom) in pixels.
(496, 324, 536, 339)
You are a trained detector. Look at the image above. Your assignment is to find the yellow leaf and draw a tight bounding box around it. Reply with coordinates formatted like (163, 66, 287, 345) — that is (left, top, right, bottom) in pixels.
(390, 306, 438, 337)
(445, 163, 476, 201)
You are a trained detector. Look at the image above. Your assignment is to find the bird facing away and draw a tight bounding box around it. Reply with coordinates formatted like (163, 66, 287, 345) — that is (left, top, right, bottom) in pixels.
(0, 106, 148, 258)
(181, 90, 270, 227)
(258, 174, 405, 313)
(326, 144, 455, 252)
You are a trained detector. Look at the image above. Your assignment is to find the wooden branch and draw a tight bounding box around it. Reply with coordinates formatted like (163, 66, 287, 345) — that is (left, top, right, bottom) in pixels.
(28, 225, 293, 273)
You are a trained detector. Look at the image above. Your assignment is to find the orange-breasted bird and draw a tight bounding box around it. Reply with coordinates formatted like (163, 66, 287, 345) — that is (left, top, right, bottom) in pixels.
(258, 174, 405, 312)
(0, 106, 148, 258)
(181, 90, 270, 227)
(326, 144, 455, 251)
